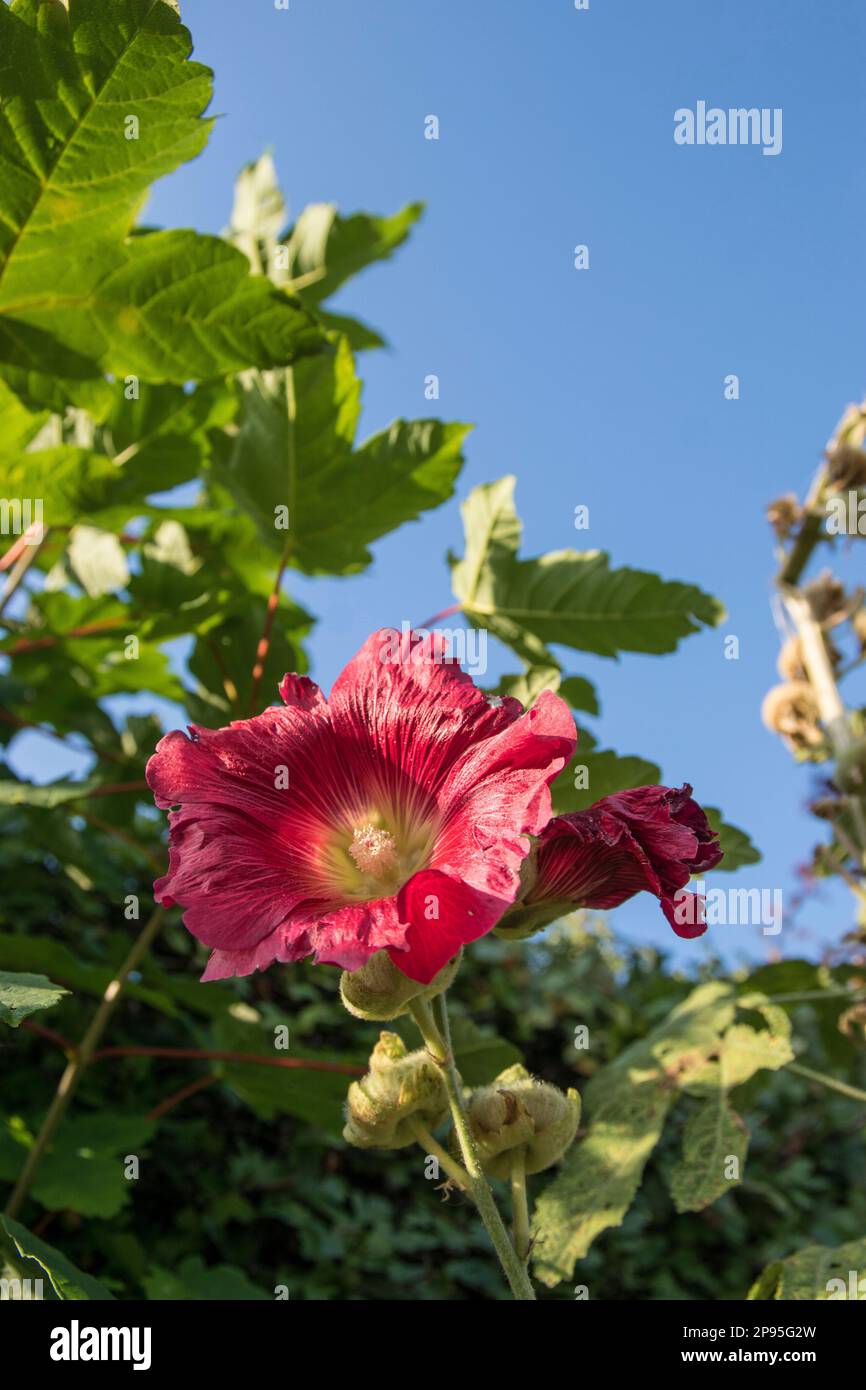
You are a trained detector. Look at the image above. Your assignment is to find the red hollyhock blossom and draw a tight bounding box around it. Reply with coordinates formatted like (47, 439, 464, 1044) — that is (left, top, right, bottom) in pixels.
(146, 629, 576, 985)
(499, 785, 723, 940)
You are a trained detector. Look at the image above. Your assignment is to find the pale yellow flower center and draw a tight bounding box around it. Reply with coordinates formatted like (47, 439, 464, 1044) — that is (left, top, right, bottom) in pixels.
(348, 824, 399, 880)
(315, 799, 439, 903)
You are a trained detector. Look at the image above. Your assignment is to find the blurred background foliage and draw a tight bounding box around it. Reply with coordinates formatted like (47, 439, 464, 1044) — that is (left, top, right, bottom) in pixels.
(2, 879, 865, 1299)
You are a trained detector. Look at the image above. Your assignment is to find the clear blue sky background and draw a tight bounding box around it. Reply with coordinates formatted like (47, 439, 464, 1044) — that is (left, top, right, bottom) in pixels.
(15, 0, 866, 968)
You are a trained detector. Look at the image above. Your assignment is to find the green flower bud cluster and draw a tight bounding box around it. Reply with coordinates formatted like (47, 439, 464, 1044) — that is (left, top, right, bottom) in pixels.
(343, 1031, 448, 1150)
(458, 1063, 581, 1178)
(340, 949, 462, 1021)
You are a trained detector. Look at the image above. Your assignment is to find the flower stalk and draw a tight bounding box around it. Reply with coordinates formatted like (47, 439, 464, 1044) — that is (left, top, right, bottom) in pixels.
(406, 994, 537, 1301)
(4, 907, 165, 1220)
(510, 1148, 531, 1262)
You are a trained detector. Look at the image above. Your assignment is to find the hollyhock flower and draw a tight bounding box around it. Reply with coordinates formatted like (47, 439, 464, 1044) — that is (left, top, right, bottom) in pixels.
(497, 784, 723, 940)
(146, 628, 576, 985)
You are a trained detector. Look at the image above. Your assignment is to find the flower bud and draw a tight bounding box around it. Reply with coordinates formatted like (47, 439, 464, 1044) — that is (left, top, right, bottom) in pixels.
(494, 851, 565, 940)
(458, 1063, 581, 1178)
(497, 785, 722, 943)
(343, 1031, 448, 1150)
(340, 949, 462, 1021)
(494, 898, 572, 941)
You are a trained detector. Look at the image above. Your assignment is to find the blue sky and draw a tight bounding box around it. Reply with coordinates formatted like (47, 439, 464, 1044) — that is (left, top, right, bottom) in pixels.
(15, 0, 866, 967)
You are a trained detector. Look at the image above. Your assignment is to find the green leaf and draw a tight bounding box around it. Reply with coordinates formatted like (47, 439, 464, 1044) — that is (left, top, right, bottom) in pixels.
(228, 155, 421, 348)
(1, 230, 323, 383)
(452, 477, 725, 661)
(552, 728, 660, 813)
(0, 376, 47, 456)
(717, 1020, 794, 1087)
(0, 382, 231, 537)
(558, 676, 601, 716)
(0, 3, 322, 392)
(185, 596, 311, 721)
(532, 982, 738, 1285)
(3, 591, 186, 704)
(532, 1064, 677, 1287)
(67, 526, 130, 597)
(493, 667, 562, 707)
(447, 1017, 523, 1087)
(143, 1255, 270, 1301)
(0, 931, 225, 1019)
(104, 379, 236, 489)
(0, 0, 211, 292)
(0, 775, 102, 807)
(0, 448, 123, 527)
(666, 1001, 790, 1215)
(705, 808, 761, 871)
(225, 151, 287, 270)
(450, 475, 522, 609)
(748, 1238, 866, 1301)
(0, 969, 69, 1027)
(211, 1013, 363, 1135)
(668, 1096, 748, 1214)
(217, 338, 470, 574)
(284, 201, 423, 305)
(0, 1112, 155, 1220)
(0, 0, 204, 382)
(668, 996, 791, 1213)
(492, 667, 600, 716)
(1, 1216, 113, 1300)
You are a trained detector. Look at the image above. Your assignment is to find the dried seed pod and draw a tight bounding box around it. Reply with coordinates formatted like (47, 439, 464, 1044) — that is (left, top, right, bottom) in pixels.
(777, 637, 808, 683)
(777, 634, 840, 682)
(803, 572, 848, 627)
(838, 1002, 866, 1045)
(852, 609, 866, 654)
(761, 682, 825, 757)
(766, 494, 803, 541)
(826, 443, 866, 491)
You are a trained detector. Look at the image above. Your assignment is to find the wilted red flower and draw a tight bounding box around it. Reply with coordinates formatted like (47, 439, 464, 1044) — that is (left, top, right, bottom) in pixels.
(146, 629, 576, 984)
(500, 785, 723, 940)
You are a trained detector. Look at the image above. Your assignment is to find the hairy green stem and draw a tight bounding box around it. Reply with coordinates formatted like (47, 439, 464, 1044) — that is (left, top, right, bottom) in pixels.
(510, 1148, 531, 1262)
(408, 994, 536, 1300)
(408, 995, 448, 1063)
(787, 1061, 866, 1105)
(407, 1116, 471, 1190)
(761, 987, 866, 1006)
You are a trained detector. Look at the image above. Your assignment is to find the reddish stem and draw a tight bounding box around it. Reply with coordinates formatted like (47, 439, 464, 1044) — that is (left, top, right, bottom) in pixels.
(247, 540, 291, 715)
(0, 532, 34, 573)
(148, 1073, 218, 1121)
(90, 1045, 364, 1075)
(20, 1019, 75, 1052)
(80, 779, 149, 799)
(8, 618, 126, 655)
(415, 602, 464, 630)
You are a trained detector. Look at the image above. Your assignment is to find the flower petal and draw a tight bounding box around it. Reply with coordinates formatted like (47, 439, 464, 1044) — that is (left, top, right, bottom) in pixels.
(392, 869, 503, 983)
